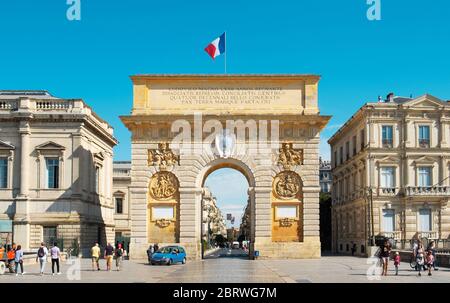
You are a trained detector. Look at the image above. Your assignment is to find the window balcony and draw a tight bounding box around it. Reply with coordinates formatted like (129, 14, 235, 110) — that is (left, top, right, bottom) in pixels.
(418, 231, 439, 240)
(419, 139, 430, 148)
(405, 186, 450, 196)
(382, 139, 393, 148)
(377, 187, 399, 196)
(380, 231, 402, 240)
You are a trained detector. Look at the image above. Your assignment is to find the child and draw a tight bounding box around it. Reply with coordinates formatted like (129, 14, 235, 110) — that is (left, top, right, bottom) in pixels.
(394, 251, 401, 275)
(426, 250, 434, 276)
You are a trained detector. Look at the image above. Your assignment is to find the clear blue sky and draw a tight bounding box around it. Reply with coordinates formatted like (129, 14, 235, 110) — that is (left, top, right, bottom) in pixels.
(2, 1, 449, 223)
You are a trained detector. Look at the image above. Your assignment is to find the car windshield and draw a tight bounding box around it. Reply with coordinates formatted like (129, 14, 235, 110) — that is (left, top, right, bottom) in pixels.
(157, 247, 174, 254)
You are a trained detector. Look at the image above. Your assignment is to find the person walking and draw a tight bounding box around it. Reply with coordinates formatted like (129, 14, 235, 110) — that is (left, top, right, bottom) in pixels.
(146, 245, 154, 263)
(393, 251, 401, 276)
(426, 250, 434, 276)
(36, 242, 48, 276)
(91, 243, 101, 271)
(380, 240, 391, 276)
(50, 242, 61, 275)
(114, 243, 124, 271)
(427, 241, 438, 271)
(14, 245, 25, 276)
(104, 242, 114, 272)
(416, 243, 425, 277)
(7, 244, 16, 273)
(153, 243, 159, 254)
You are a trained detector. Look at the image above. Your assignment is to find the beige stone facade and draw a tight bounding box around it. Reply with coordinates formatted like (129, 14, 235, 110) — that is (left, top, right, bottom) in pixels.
(0, 91, 117, 255)
(113, 161, 132, 238)
(329, 94, 450, 256)
(121, 75, 330, 260)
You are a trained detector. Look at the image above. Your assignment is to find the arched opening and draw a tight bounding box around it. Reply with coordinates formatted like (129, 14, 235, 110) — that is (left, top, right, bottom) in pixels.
(198, 159, 254, 260)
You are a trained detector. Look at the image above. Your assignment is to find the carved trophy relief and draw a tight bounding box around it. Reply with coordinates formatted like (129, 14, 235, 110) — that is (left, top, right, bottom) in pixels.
(279, 217, 296, 227)
(273, 171, 301, 199)
(277, 142, 303, 169)
(148, 142, 180, 170)
(155, 218, 172, 228)
(149, 171, 179, 200)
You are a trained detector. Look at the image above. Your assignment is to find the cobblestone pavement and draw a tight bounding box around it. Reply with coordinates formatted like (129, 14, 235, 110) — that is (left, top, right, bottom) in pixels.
(0, 251, 448, 283)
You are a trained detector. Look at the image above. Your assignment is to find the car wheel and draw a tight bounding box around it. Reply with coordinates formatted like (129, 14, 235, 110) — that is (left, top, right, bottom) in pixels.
(150, 262, 155, 266)
(182, 257, 186, 264)
(167, 259, 173, 266)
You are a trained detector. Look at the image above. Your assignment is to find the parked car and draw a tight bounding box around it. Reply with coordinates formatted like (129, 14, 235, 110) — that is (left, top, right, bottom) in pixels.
(150, 246, 186, 266)
(232, 241, 240, 249)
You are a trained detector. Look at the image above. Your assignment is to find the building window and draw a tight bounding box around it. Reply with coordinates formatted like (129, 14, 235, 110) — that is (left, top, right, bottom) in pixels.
(95, 167, 100, 193)
(419, 125, 430, 148)
(380, 167, 395, 188)
(352, 136, 357, 156)
(339, 146, 343, 164)
(382, 125, 393, 147)
(43, 226, 57, 246)
(345, 141, 350, 161)
(382, 209, 395, 232)
(360, 129, 365, 150)
(46, 158, 59, 189)
(418, 167, 432, 187)
(419, 208, 432, 232)
(0, 158, 7, 188)
(115, 197, 123, 214)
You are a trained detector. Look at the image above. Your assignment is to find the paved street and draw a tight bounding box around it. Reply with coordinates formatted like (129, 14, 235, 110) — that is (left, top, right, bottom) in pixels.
(0, 251, 449, 283)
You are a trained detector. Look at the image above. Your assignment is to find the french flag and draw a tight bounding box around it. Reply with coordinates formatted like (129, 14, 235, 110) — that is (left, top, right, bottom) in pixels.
(204, 32, 226, 60)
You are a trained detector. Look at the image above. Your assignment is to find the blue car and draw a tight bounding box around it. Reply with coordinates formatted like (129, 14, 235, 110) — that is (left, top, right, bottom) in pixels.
(150, 246, 186, 265)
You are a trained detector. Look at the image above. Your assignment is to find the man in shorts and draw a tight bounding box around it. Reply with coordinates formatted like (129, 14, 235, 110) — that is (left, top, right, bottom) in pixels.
(91, 243, 101, 271)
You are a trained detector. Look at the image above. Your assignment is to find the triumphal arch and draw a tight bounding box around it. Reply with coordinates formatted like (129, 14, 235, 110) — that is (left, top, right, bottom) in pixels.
(120, 75, 330, 260)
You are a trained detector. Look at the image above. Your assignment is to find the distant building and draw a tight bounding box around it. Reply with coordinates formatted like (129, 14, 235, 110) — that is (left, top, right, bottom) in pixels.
(202, 188, 227, 246)
(329, 93, 450, 256)
(0, 91, 117, 255)
(319, 157, 332, 193)
(113, 161, 132, 239)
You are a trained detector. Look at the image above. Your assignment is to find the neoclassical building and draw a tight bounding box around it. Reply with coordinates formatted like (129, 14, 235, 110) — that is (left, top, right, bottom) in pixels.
(121, 74, 330, 260)
(0, 91, 117, 255)
(329, 93, 450, 256)
(201, 188, 227, 246)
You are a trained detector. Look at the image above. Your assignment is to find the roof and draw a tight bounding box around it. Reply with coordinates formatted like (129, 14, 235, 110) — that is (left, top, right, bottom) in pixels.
(0, 90, 59, 100)
(130, 74, 321, 80)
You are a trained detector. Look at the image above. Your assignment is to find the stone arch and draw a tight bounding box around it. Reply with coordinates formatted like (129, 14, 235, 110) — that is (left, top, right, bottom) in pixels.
(193, 157, 257, 258)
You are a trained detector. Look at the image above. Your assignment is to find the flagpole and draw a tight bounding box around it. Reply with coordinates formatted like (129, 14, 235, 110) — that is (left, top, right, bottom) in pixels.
(224, 31, 227, 74)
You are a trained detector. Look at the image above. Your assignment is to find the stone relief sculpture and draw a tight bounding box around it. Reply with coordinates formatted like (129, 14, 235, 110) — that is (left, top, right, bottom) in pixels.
(150, 172, 178, 200)
(273, 171, 301, 199)
(148, 142, 180, 169)
(279, 217, 296, 227)
(277, 142, 303, 169)
(155, 218, 172, 228)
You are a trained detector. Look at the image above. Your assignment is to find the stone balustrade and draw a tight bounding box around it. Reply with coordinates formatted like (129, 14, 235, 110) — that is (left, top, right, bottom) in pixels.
(380, 231, 402, 240)
(377, 187, 400, 196)
(0, 100, 18, 110)
(405, 186, 450, 196)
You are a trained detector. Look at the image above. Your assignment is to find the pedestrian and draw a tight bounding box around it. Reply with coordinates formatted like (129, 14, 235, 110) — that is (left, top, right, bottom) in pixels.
(153, 243, 159, 254)
(427, 241, 438, 271)
(36, 242, 48, 276)
(114, 243, 124, 271)
(104, 242, 114, 271)
(351, 243, 357, 256)
(14, 245, 25, 276)
(91, 242, 101, 271)
(416, 243, 425, 277)
(50, 242, 61, 275)
(7, 244, 16, 273)
(380, 239, 391, 276)
(426, 250, 434, 276)
(146, 245, 154, 263)
(393, 251, 401, 276)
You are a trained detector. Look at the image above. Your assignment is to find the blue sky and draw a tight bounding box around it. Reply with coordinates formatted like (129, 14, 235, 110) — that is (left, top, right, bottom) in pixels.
(1, 1, 449, 222)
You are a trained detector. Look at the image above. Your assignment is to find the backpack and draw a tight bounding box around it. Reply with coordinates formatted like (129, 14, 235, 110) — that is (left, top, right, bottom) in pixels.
(38, 247, 45, 258)
(116, 248, 123, 257)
